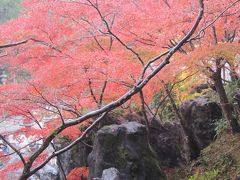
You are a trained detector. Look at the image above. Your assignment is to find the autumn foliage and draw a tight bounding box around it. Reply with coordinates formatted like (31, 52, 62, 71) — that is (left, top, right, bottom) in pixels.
(67, 167, 89, 180)
(0, 0, 239, 179)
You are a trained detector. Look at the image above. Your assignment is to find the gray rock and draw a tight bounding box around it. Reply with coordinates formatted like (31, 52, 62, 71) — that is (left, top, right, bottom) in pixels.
(98, 113, 124, 127)
(54, 136, 92, 177)
(149, 119, 190, 167)
(88, 122, 166, 180)
(234, 89, 240, 107)
(180, 96, 222, 158)
(30, 160, 59, 180)
(102, 168, 121, 180)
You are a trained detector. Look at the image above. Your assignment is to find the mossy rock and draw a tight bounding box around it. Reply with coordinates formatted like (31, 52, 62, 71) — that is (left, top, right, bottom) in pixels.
(88, 122, 166, 180)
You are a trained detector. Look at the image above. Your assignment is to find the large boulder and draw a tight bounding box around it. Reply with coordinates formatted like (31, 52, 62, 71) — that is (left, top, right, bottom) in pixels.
(149, 119, 190, 167)
(180, 96, 222, 158)
(88, 122, 166, 180)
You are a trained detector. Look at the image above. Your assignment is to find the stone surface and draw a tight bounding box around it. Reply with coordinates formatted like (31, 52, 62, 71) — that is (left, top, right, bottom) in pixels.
(98, 113, 124, 127)
(180, 96, 222, 158)
(102, 168, 121, 180)
(88, 122, 166, 180)
(234, 89, 240, 107)
(149, 119, 190, 167)
(29, 159, 59, 180)
(54, 137, 92, 177)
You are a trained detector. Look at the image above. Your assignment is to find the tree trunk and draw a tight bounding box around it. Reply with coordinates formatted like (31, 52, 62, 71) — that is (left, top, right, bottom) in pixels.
(211, 59, 240, 134)
(139, 90, 150, 133)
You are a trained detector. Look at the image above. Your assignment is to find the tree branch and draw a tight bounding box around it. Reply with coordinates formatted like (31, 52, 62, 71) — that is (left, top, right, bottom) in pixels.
(19, 0, 204, 178)
(0, 135, 26, 166)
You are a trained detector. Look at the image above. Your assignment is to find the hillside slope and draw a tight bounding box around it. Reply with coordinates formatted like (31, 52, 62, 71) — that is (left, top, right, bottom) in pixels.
(166, 131, 240, 179)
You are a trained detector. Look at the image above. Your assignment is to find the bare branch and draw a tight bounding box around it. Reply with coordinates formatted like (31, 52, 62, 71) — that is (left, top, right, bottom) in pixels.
(87, 0, 145, 65)
(139, 90, 150, 132)
(88, 79, 99, 105)
(162, 0, 171, 8)
(0, 40, 29, 49)
(19, 1, 204, 178)
(0, 135, 26, 166)
(189, 0, 240, 42)
(29, 82, 66, 125)
(0, 138, 43, 158)
(24, 112, 108, 177)
(99, 81, 107, 106)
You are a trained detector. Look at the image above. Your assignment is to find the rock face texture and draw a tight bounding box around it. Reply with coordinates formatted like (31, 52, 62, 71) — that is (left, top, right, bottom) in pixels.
(180, 96, 222, 158)
(29, 162, 59, 180)
(102, 168, 121, 180)
(235, 89, 240, 107)
(88, 122, 166, 180)
(55, 138, 92, 177)
(98, 114, 124, 127)
(149, 119, 190, 167)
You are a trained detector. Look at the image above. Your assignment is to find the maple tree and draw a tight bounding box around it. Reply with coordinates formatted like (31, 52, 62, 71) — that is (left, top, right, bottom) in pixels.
(0, 0, 239, 179)
(180, 43, 240, 133)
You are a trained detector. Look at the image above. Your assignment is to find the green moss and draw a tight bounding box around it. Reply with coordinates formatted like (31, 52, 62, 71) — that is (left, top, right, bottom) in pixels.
(95, 125, 166, 179)
(166, 132, 240, 179)
(188, 169, 219, 180)
(191, 132, 240, 179)
(142, 143, 166, 179)
(98, 129, 127, 168)
(79, 124, 88, 131)
(117, 145, 128, 159)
